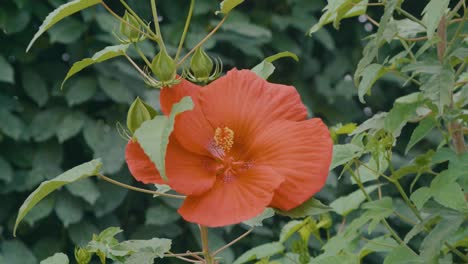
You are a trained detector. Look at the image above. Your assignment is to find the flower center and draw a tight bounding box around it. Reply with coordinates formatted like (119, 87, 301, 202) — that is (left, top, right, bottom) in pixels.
(213, 126, 234, 153)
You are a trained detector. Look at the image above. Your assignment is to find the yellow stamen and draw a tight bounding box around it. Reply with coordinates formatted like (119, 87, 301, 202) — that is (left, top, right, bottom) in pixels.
(214, 126, 234, 152)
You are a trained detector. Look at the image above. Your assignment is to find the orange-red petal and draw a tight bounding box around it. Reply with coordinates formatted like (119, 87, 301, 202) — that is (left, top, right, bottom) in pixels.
(125, 139, 164, 184)
(160, 77, 214, 155)
(245, 118, 332, 211)
(165, 137, 217, 195)
(199, 69, 307, 154)
(178, 165, 284, 227)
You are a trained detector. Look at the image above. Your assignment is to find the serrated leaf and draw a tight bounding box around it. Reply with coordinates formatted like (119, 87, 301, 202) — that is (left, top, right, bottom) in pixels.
(0, 55, 14, 83)
(65, 77, 97, 106)
(242, 208, 274, 227)
(116, 238, 171, 259)
(232, 242, 284, 264)
(330, 185, 379, 216)
(14, 159, 102, 235)
(405, 117, 436, 154)
(218, 0, 244, 14)
(27, 0, 102, 52)
(421, 0, 450, 39)
(40, 253, 69, 264)
(357, 63, 387, 103)
(134, 96, 194, 180)
(420, 67, 454, 113)
(62, 44, 129, 88)
(276, 197, 331, 218)
(330, 143, 363, 170)
(22, 69, 49, 107)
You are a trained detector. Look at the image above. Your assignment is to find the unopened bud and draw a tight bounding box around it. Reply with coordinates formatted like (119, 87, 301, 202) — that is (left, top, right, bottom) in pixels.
(119, 11, 141, 42)
(190, 47, 213, 80)
(151, 49, 176, 84)
(75, 247, 92, 264)
(127, 97, 158, 134)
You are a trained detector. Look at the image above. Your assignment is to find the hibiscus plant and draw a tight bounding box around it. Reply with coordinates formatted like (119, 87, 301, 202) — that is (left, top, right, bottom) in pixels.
(12, 0, 467, 264)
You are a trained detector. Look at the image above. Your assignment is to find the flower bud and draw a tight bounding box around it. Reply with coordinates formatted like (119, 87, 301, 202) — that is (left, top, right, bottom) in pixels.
(190, 47, 213, 80)
(127, 97, 158, 134)
(74, 247, 92, 264)
(151, 49, 176, 84)
(119, 11, 141, 42)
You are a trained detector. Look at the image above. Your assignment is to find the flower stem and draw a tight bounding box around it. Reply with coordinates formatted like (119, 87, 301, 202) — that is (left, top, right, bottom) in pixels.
(213, 228, 254, 256)
(200, 225, 214, 264)
(97, 173, 185, 199)
(177, 15, 229, 67)
(150, 0, 166, 50)
(175, 0, 196, 62)
(133, 43, 152, 68)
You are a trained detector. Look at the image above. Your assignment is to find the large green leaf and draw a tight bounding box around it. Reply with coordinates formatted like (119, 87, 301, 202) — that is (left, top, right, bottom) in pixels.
(14, 159, 102, 235)
(421, 0, 450, 39)
(62, 44, 129, 88)
(275, 197, 331, 218)
(405, 117, 436, 154)
(330, 185, 379, 216)
(134, 96, 194, 181)
(1, 240, 37, 264)
(64, 77, 97, 106)
(0, 55, 14, 83)
(330, 143, 363, 170)
(232, 242, 284, 264)
(40, 253, 69, 264)
(22, 69, 49, 107)
(27, 0, 102, 51)
(357, 63, 387, 103)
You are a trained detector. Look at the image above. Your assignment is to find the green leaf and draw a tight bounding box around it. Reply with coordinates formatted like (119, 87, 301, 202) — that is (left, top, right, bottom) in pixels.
(14, 159, 102, 235)
(55, 192, 84, 227)
(420, 216, 463, 262)
(145, 205, 180, 226)
(62, 44, 129, 88)
(276, 197, 331, 218)
(421, 0, 450, 39)
(64, 76, 97, 106)
(251, 51, 299, 80)
(30, 108, 66, 142)
(404, 215, 439, 244)
(22, 69, 49, 107)
(56, 111, 86, 143)
(68, 221, 99, 246)
(384, 101, 421, 136)
(308, 0, 368, 35)
(23, 195, 55, 226)
(420, 67, 454, 113)
(218, 0, 245, 14)
(330, 185, 379, 216)
(1, 240, 37, 264)
(27, 0, 102, 52)
(98, 76, 134, 104)
(410, 187, 431, 210)
(394, 18, 425, 38)
(0, 156, 13, 183)
(279, 219, 307, 242)
(0, 111, 26, 140)
(40, 253, 69, 264)
(383, 245, 423, 264)
(330, 143, 363, 170)
(360, 236, 398, 259)
(65, 178, 100, 205)
(116, 238, 172, 259)
(134, 96, 194, 181)
(242, 208, 275, 227)
(0, 55, 14, 83)
(357, 63, 387, 103)
(362, 197, 394, 234)
(232, 242, 284, 264)
(431, 182, 467, 211)
(48, 18, 87, 44)
(405, 117, 436, 154)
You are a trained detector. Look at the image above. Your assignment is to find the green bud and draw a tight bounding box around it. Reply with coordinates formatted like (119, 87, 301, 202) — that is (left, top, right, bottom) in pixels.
(127, 97, 158, 134)
(74, 247, 92, 264)
(151, 49, 176, 83)
(119, 11, 141, 42)
(190, 47, 213, 80)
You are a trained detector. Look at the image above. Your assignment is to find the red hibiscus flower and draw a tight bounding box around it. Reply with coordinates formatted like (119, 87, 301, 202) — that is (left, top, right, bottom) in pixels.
(125, 69, 333, 227)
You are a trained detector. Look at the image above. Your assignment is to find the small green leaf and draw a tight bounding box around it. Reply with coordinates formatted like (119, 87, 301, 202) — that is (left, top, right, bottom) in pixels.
(242, 208, 275, 227)
(251, 51, 298, 80)
(40, 253, 69, 264)
(27, 0, 102, 51)
(218, 0, 245, 15)
(98, 76, 134, 104)
(330, 185, 380, 216)
(0, 55, 14, 84)
(420, 67, 454, 113)
(330, 144, 363, 170)
(62, 44, 129, 88)
(134, 96, 194, 181)
(55, 193, 84, 227)
(357, 63, 387, 103)
(275, 197, 331, 218)
(22, 69, 49, 107)
(48, 18, 87, 44)
(421, 0, 450, 39)
(410, 187, 431, 210)
(232, 242, 284, 264)
(384, 101, 421, 136)
(279, 219, 307, 242)
(14, 159, 102, 236)
(116, 238, 171, 259)
(383, 245, 423, 264)
(405, 117, 436, 154)
(56, 111, 86, 143)
(65, 178, 100, 205)
(0, 156, 13, 183)
(64, 77, 97, 106)
(0, 110, 25, 140)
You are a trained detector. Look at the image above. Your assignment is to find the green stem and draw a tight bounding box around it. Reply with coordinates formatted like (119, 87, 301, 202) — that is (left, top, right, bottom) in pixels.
(444, 242, 468, 262)
(448, 7, 467, 54)
(133, 43, 152, 68)
(398, 37, 416, 61)
(175, 0, 195, 61)
(150, 0, 166, 50)
(177, 14, 229, 66)
(97, 173, 185, 199)
(392, 180, 423, 221)
(396, 6, 426, 28)
(213, 228, 254, 256)
(119, 0, 159, 41)
(200, 225, 214, 264)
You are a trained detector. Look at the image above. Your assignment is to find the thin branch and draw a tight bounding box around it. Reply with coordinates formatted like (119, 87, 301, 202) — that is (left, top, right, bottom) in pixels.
(175, 0, 196, 61)
(212, 228, 254, 256)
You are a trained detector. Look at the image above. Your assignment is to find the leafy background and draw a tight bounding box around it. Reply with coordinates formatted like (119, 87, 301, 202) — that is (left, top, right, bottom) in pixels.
(0, 0, 465, 263)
